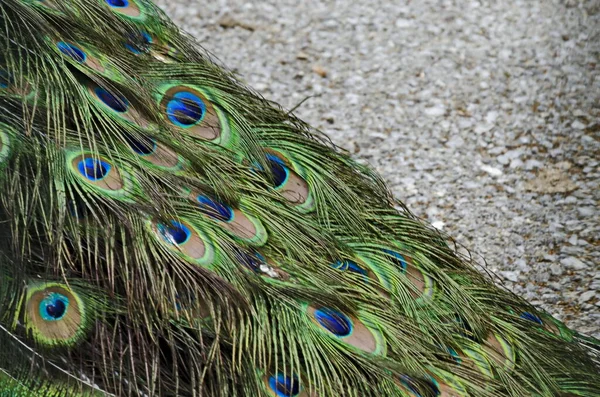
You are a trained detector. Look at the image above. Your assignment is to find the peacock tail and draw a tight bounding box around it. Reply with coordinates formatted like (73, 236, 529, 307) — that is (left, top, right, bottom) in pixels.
(0, 0, 598, 396)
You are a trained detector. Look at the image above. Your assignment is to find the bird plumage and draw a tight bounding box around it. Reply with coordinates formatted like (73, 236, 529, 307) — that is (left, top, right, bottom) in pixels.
(0, 0, 598, 396)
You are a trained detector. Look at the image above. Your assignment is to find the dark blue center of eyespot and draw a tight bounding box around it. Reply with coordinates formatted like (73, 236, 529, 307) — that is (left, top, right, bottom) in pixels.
(383, 249, 408, 272)
(333, 260, 368, 276)
(57, 42, 86, 63)
(314, 307, 352, 337)
(236, 249, 266, 272)
(77, 158, 111, 181)
(94, 87, 129, 113)
(0, 70, 12, 89)
(125, 31, 153, 54)
(196, 195, 234, 222)
(124, 133, 156, 155)
(332, 260, 370, 283)
(105, 0, 128, 7)
(520, 312, 543, 325)
(158, 221, 191, 245)
(399, 376, 440, 397)
(268, 373, 300, 397)
(39, 293, 69, 321)
(266, 154, 289, 188)
(422, 379, 441, 397)
(166, 92, 206, 127)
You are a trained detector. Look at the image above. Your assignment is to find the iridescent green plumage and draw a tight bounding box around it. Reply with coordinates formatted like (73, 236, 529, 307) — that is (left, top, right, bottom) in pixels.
(0, 0, 598, 396)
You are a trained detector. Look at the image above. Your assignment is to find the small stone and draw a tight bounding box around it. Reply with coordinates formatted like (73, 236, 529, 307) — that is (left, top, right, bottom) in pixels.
(474, 123, 494, 134)
(578, 207, 596, 217)
(423, 105, 446, 117)
(500, 271, 520, 282)
(578, 291, 596, 305)
(550, 264, 563, 276)
(481, 165, 503, 176)
(560, 257, 589, 270)
(431, 221, 445, 230)
(312, 65, 328, 78)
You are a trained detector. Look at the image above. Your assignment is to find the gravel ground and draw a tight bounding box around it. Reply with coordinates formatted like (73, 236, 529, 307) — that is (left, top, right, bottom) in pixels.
(156, 0, 600, 337)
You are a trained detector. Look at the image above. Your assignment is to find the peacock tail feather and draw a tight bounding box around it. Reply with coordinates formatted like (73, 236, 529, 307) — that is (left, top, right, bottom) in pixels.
(0, 0, 598, 396)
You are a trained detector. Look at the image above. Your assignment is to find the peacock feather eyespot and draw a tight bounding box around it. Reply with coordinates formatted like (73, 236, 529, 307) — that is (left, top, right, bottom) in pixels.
(268, 373, 301, 397)
(397, 375, 441, 397)
(150, 219, 215, 266)
(196, 195, 234, 222)
(307, 305, 385, 354)
(383, 249, 434, 300)
(158, 84, 233, 144)
(190, 191, 267, 245)
(125, 133, 157, 156)
(39, 292, 69, 321)
(67, 151, 135, 200)
(234, 248, 289, 279)
(265, 154, 290, 189)
(158, 220, 192, 245)
(94, 87, 129, 113)
(124, 133, 184, 170)
(520, 311, 543, 325)
(331, 260, 370, 283)
(383, 249, 408, 271)
(56, 42, 86, 63)
(125, 31, 153, 54)
(166, 91, 207, 127)
(236, 249, 267, 273)
(103, 0, 144, 19)
(313, 307, 353, 337)
(77, 157, 111, 181)
(256, 150, 314, 212)
(86, 81, 150, 127)
(24, 283, 87, 347)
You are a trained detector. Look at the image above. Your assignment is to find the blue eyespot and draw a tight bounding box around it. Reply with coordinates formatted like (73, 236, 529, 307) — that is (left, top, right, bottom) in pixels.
(94, 87, 129, 113)
(332, 260, 370, 283)
(268, 373, 300, 397)
(383, 249, 408, 272)
(332, 260, 368, 276)
(266, 154, 289, 188)
(125, 133, 156, 155)
(520, 312, 543, 325)
(399, 375, 440, 397)
(196, 195, 233, 222)
(0, 70, 13, 89)
(125, 31, 153, 54)
(57, 42, 86, 63)
(105, 0, 129, 7)
(314, 307, 352, 337)
(235, 249, 266, 273)
(166, 92, 206, 127)
(39, 293, 69, 321)
(158, 221, 191, 245)
(77, 157, 111, 181)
